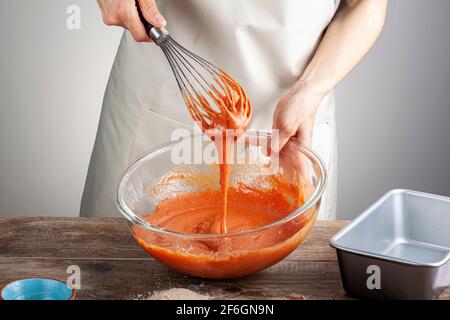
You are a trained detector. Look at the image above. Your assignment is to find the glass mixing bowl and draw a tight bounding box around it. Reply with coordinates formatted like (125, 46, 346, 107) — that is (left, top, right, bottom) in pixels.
(116, 131, 327, 279)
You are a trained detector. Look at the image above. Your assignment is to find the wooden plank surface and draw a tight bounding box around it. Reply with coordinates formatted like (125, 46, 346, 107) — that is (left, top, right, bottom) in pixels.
(0, 217, 448, 300)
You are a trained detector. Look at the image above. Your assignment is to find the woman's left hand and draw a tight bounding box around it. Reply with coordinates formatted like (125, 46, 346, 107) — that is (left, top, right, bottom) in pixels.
(271, 83, 323, 176)
(272, 83, 322, 153)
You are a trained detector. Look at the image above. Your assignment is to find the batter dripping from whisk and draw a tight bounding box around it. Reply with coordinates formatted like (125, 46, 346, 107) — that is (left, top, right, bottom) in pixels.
(183, 70, 252, 234)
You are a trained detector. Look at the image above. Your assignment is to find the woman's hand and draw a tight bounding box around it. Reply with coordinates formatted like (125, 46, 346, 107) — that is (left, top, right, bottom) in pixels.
(272, 83, 323, 152)
(97, 0, 166, 42)
(272, 83, 324, 176)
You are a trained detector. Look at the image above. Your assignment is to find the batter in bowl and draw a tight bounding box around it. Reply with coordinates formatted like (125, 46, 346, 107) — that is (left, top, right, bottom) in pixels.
(134, 172, 317, 278)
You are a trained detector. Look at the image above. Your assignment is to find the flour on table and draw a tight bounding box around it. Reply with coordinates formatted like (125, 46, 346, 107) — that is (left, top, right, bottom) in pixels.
(143, 288, 211, 300)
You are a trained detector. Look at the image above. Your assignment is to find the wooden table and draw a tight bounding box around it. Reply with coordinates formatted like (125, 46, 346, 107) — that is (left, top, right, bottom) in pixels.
(0, 217, 448, 300)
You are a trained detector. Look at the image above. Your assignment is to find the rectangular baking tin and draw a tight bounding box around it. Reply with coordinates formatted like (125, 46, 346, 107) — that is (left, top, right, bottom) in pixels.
(330, 189, 450, 299)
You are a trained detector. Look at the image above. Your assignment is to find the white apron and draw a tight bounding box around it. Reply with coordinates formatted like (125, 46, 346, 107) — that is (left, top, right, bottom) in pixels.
(81, 0, 339, 220)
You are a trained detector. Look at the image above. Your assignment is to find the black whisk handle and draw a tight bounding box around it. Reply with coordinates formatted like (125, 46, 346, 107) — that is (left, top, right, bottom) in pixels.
(135, 0, 154, 34)
(135, 0, 169, 45)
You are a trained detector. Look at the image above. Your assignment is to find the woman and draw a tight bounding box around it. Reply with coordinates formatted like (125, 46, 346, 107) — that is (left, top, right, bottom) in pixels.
(82, 0, 387, 219)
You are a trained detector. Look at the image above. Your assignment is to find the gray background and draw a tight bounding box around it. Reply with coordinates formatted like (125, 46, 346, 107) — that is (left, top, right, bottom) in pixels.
(0, 0, 449, 219)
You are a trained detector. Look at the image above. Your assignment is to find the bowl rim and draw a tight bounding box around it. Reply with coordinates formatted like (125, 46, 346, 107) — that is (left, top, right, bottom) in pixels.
(116, 131, 327, 239)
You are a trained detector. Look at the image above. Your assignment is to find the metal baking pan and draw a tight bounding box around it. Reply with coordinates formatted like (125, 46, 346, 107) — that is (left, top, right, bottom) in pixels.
(330, 189, 450, 300)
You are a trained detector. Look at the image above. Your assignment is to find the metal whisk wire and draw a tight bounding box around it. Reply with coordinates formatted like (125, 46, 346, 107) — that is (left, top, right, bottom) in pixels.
(136, 4, 251, 132)
(161, 37, 224, 127)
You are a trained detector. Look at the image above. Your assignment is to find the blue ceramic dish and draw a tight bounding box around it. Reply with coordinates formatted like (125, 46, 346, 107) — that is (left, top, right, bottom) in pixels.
(0, 278, 76, 300)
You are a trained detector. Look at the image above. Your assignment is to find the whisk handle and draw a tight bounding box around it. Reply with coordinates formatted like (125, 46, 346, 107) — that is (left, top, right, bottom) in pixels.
(135, 1, 153, 33)
(135, 0, 169, 45)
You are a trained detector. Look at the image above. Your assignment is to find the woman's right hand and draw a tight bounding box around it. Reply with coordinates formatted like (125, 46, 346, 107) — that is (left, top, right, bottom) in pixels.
(97, 0, 166, 42)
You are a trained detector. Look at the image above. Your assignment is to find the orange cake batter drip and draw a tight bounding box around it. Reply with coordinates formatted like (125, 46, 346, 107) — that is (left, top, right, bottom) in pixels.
(183, 70, 252, 233)
(132, 69, 317, 278)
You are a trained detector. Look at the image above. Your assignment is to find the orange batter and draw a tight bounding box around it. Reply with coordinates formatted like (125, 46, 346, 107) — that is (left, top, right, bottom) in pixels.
(133, 69, 315, 278)
(183, 70, 252, 234)
(133, 176, 317, 278)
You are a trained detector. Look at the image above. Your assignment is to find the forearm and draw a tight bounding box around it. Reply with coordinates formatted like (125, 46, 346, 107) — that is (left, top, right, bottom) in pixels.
(295, 0, 388, 100)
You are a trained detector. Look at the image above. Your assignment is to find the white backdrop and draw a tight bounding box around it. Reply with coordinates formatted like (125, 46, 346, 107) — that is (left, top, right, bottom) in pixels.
(0, 0, 449, 219)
